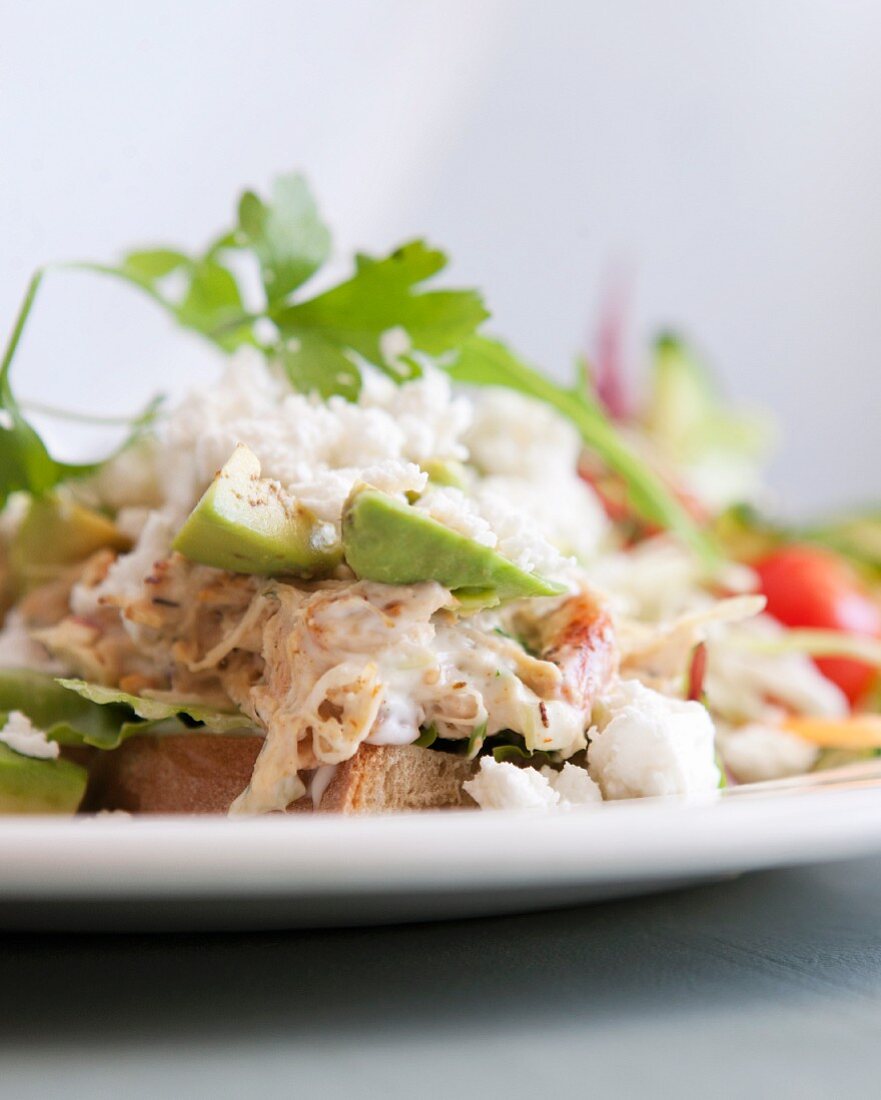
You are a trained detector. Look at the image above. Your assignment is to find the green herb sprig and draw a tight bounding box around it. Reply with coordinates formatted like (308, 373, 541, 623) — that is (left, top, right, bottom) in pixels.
(2, 172, 712, 555)
(0, 270, 160, 510)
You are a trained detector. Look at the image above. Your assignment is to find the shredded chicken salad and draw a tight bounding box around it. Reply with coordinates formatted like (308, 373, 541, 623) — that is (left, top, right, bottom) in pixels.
(1, 172, 880, 816)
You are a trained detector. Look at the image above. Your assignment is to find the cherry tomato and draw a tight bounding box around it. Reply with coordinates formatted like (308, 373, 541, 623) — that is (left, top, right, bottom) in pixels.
(754, 545, 881, 705)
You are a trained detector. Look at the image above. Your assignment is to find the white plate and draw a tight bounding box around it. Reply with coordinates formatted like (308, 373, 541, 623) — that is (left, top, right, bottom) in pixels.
(3, 784, 881, 930)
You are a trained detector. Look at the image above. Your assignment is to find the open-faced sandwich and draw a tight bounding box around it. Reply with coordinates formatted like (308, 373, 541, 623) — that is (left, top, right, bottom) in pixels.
(2, 174, 880, 816)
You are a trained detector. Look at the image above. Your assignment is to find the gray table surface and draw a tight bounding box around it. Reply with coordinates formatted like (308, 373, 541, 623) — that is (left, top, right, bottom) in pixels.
(3, 855, 881, 1099)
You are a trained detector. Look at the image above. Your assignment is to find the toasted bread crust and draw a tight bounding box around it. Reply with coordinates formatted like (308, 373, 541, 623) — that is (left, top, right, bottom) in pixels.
(85, 735, 476, 815)
(290, 743, 477, 814)
(84, 734, 264, 814)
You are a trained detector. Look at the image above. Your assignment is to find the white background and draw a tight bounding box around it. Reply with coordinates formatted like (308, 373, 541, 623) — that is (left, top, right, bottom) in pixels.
(2, 0, 880, 513)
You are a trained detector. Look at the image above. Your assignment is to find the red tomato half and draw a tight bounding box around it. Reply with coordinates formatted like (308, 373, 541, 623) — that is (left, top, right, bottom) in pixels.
(754, 545, 881, 705)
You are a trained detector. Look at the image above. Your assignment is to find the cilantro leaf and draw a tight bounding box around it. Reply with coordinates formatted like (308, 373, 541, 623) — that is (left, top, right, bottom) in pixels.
(272, 240, 489, 388)
(447, 335, 719, 564)
(238, 173, 331, 302)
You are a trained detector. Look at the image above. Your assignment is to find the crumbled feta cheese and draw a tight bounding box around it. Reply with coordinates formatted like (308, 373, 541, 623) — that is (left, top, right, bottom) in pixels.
(588, 679, 720, 798)
(0, 711, 59, 759)
(292, 461, 427, 525)
(543, 762, 603, 805)
(464, 758, 602, 810)
(465, 758, 560, 810)
(478, 475, 607, 565)
(156, 352, 472, 522)
(414, 486, 498, 548)
(718, 722, 819, 783)
(466, 388, 609, 563)
(466, 387, 582, 481)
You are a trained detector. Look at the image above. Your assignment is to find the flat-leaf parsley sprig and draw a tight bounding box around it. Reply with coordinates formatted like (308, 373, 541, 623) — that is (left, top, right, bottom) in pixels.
(1, 172, 713, 559)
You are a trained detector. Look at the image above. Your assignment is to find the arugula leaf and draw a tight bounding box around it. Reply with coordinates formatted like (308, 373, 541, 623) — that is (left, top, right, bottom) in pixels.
(465, 720, 488, 760)
(238, 174, 331, 302)
(56, 679, 254, 733)
(273, 240, 489, 389)
(0, 273, 84, 507)
(490, 743, 552, 766)
(447, 335, 718, 564)
(0, 271, 159, 510)
(413, 724, 439, 749)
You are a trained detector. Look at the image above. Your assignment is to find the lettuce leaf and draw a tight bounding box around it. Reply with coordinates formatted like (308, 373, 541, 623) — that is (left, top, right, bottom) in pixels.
(0, 670, 252, 752)
(0, 669, 142, 749)
(56, 680, 253, 734)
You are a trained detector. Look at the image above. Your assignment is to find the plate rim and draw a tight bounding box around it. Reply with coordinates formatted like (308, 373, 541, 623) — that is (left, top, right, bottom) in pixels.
(2, 785, 881, 901)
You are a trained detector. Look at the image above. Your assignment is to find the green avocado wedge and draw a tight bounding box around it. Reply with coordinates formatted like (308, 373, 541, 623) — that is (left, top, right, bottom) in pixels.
(10, 494, 131, 594)
(0, 743, 87, 815)
(341, 487, 566, 602)
(172, 444, 342, 577)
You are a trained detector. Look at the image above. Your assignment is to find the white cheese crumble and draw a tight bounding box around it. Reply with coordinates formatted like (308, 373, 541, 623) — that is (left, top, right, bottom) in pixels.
(0, 711, 59, 759)
(717, 722, 819, 784)
(466, 387, 609, 562)
(464, 758, 602, 810)
(588, 679, 720, 799)
(158, 352, 473, 521)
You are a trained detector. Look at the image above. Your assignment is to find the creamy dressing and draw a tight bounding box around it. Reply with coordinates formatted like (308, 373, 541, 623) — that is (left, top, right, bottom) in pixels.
(227, 576, 592, 814)
(309, 763, 338, 808)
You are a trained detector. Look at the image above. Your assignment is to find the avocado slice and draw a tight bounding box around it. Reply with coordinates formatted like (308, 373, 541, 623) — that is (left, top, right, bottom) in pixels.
(0, 743, 87, 815)
(341, 487, 566, 601)
(172, 444, 342, 577)
(420, 458, 469, 490)
(10, 494, 131, 593)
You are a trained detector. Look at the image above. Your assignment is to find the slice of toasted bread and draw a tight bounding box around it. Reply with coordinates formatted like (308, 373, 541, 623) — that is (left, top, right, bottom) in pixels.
(84, 734, 263, 815)
(290, 743, 477, 814)
(84, 735, 477, 815)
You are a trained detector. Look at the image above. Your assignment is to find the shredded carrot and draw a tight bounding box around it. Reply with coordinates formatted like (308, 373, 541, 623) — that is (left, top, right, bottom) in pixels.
(782, 715, 881, 750)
